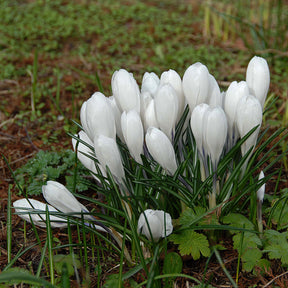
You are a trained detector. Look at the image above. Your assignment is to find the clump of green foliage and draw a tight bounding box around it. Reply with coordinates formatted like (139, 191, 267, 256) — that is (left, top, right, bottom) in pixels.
(15, 150, 90, 195)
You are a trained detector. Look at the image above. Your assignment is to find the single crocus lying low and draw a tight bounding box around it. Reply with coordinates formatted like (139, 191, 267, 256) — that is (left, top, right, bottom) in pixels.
(137, 209, 173, 241)
(13, 180, 105, 232)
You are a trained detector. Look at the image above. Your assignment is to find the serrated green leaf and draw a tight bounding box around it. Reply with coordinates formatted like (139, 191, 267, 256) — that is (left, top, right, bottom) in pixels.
(233, 232, 261, 251)
(170, 230, 210, 260)
(179, 207, 206, 227)
(242, 247, 262, 272)
(264, 230, 288, 265)
(222, 213, 254, 233)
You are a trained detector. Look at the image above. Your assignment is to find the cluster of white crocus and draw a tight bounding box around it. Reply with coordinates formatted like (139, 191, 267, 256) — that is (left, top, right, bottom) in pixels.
(13, 181, 105, 231)
(74, 56, 269, 210)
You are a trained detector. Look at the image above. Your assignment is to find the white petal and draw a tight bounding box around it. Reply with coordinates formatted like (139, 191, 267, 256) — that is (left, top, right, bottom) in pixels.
(13, 198, 67, 228)
(236, 95, 262, 156)
(85, 92, 116, 141)
(42, 181, 89, 217)
(182, 62, 210, 113)
(224, 81, 249, 150)
(145, 127, 177, 175)
(154, 84, 178, 140)
(137, 209, 173, 241)
(112, 69, 141, 113)
(121, 110, 144, 164)
(141, 72, 160, 96)
(160, 69, 185, 121)
(190, 103, 210, 157)
(203, 107, 228, 169)
(94, 135, 125, 182)
(246, 56, 270, 108)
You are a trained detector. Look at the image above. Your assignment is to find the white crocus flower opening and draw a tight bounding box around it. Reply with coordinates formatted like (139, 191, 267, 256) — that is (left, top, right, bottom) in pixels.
(137, 209, 173, 241)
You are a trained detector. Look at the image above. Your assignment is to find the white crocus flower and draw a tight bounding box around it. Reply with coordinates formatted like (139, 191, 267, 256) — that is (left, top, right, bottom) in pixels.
(224, 81, 249, 151)
(182, 62, 210, 113)
(13, 198, 68, 228)
(236, 95, 262, 158)
(42, 181, 94, 220)
(145, 127, 177, 175)
(190, 103, 210, 160)
(246, 56, 270, 109)
(137, 209, 173, 241)
(203, 106, 228, 173)
(112, 69, 141, 113)
(160, 69, 185, 121)
(154, 83, 179, 141)
(80, 92, 116, 142)
(121, 110, 144, 164)
(141, 72, 160, 96)
(94, 135, 125, 183)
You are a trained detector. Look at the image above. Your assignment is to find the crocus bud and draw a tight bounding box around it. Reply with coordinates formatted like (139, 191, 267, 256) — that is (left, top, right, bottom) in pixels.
(182, 62, 210, 113)
(236, 95, 262, 157)
(203, 106, 228, 171)
(141, 72, 159, 96)
(140, 91, 153, 120)
(160, 69, 185, 121)
(80, 92, 116, 142)
(42, 181, 90, 217)
(145, 127, 177, 175)
(94, 135, 125, 182)
(208, 74, 222, 108)
(246, 56, 270, 109)
(112, 69, 141, 113)
(257, 171, 265, 202)
(224, 81, 249, 150)
(121, 110, 144, 164)
(190, 103, 210, 158)
(154, 84, 179, 140)
(137, 209, 173, 241)
(13, 198, 68, 228)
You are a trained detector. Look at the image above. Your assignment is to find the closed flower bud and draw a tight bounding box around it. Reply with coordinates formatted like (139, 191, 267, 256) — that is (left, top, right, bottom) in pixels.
(246, 56, 270, 109)
(160, 69, 185, 121)
(42, 181, 90, 217)
(94, 135, 125, 182)
(145, 127, 177, 175)
(121, 110, 144, 164)
(80, 92, 116, 142)
(224, 81, 250, 150)
(112, 69, 141, 113)
(137, 209, 173, 241)
(183, 62, 210, 113)
(154, 83, 179, 140)
(236, 95, 262, 157)
(203, 106, 228, 171)
(13, 198, 68, 228)
(141, 72, 159, 96)
(257, 171, 265, 202)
